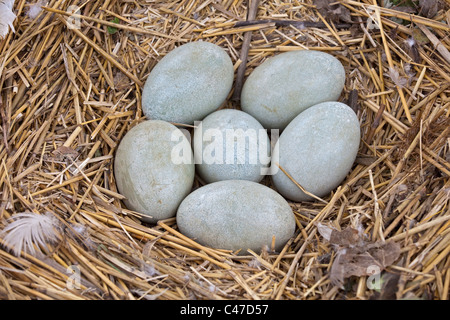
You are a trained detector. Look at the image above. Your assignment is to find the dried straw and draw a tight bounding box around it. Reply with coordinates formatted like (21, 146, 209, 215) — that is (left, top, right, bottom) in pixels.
(0, 0, 449, 300)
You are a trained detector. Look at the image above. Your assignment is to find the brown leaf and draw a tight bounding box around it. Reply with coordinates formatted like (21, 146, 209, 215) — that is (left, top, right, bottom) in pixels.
(113, 71, 131, 91)
(367, 241, 401, 268)
(317, 223, 363, 246)
(386, 66, 408, 88)
(329, 241, 401, 287)
(51, 146, 79, 162)
(318, 223, 401, 288)
(418, 0, 442, 19)
(329, 226, 361, 247)
(313, 0, 352, 23)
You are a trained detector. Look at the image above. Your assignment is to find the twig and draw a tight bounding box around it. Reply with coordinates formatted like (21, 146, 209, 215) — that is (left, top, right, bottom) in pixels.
(232, 0, 261, 102)
(234, 19, 352, 29)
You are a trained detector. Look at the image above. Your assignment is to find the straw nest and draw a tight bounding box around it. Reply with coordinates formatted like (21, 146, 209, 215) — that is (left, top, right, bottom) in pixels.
(0, 0, 449, 300)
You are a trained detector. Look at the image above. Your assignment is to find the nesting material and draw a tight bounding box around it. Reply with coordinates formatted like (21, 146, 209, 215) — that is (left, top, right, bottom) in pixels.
(0, 0, 449, 301)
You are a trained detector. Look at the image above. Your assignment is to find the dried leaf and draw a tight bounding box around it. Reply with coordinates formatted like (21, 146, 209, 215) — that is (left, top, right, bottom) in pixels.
(1, 212, 62, 256)
(313, 0, 352, 23)
(113, 71, 131, 91)
(51, 145, 79, 162)
(318, 223, 401, 288)
(329, 226, 362, 247)
(317, 222, 364, 247)
(418, 0, 442, 19)
(386, 66, 408, 88)
(317, 222, 333, 241)
(329, 241, 401, 287)
(369, 241, 401, 267)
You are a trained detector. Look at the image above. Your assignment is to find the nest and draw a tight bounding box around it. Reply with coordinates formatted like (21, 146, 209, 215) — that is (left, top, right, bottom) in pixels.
(0, 0, 449, 300)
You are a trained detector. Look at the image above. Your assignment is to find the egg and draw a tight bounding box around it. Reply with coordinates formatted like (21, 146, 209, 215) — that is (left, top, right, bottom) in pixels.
(241, 50, 345, 130)
(142, 41, 234, 125)
(114, 120, 195, 223)
(176, 180, 296, 254)
(271, 101, 360, 201)
(193, 109, 271, 183)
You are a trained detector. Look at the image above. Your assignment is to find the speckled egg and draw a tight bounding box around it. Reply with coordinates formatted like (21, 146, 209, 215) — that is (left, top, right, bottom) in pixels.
(142, 41, 234, 125)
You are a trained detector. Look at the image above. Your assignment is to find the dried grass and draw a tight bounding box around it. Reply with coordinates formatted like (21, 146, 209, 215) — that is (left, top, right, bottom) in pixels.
(0, 0, 449, 300)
